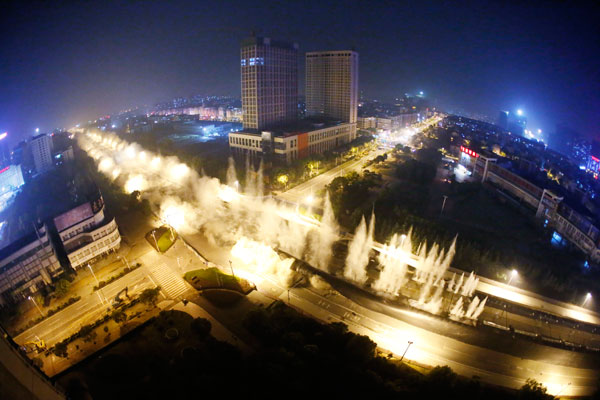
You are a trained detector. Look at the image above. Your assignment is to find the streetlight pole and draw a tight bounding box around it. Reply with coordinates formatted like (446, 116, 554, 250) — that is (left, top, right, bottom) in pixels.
(582, 292, 592, 307)
(399, 340, 413, 362)
(88, 264, 100, 287)
(28, 296, 44, 318)
(287, 277, 304, 304)
(508, 269, 518, 285)
(440, 195, 448, 217)
(151, 230, 159, 251)
(228, 260, 235, 278)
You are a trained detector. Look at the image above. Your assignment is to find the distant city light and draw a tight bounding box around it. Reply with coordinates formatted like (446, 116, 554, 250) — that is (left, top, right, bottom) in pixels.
(0, 132, 7, 141)
(35, 128, 40, 133)
(537, 129, 542, 134)
(516, 109, 523, 116)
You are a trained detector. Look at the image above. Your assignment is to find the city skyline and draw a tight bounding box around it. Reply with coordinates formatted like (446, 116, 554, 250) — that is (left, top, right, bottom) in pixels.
(1, 0, 599, 143)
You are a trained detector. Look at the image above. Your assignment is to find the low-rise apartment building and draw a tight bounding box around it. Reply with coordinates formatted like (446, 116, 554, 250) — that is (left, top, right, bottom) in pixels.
(0, 224, 62, 305)
(53, 195, 121, 269)
(229, 120, 355, 164)
(460, 145, 600, 262)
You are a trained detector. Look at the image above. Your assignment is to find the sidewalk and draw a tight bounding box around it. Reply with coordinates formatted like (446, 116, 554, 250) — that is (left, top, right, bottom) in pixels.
(9, 240, 149, 335)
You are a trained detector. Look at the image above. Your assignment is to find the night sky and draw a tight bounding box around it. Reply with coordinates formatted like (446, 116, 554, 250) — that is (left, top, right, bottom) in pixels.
(1, 0, 599, 145)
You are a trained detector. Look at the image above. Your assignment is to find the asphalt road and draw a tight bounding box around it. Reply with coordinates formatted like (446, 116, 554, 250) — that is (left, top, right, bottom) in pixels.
(14, 241, 196, 348)
(184, 230, 600, 396)
(276, 147, 387, 205)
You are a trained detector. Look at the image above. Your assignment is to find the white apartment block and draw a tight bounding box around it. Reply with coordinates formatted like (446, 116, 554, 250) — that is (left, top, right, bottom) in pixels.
(54, 195, 121, 269)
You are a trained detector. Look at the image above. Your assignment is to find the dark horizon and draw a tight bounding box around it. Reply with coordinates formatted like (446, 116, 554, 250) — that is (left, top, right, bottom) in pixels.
(1, 0, 599, 145)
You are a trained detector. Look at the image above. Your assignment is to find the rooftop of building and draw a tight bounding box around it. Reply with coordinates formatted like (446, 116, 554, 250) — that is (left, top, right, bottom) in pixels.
(241, 36, 298, 51)
(306, 50, 358, 56)
(31, 133, 50, 141)
(0, 222, 47, 262)
(236, 118, 350, 138)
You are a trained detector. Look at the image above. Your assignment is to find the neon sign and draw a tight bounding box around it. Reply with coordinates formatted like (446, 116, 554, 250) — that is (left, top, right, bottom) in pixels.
(460, 146, 479, 158)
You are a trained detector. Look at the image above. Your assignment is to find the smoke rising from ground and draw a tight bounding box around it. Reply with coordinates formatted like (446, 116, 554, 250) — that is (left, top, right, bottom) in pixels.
(81, 131, 485, 321)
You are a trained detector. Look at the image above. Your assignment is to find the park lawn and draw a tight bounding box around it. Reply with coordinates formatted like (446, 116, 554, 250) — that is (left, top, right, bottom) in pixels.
(184, 268, 254, 294)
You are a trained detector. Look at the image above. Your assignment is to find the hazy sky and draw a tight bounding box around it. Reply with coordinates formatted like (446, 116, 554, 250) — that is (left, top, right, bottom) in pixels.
(1, 0, 599, 145)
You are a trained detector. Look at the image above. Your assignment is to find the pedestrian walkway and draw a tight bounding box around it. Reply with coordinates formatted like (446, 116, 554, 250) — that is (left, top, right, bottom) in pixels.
(149, 264, 190, 299)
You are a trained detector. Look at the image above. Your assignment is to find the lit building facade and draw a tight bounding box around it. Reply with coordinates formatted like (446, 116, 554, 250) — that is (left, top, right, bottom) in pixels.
(229, 121, 355, 164)
(460, 145, 600, 262)
(0, 132, 10, 168)
(305, 50, 358, 138)
(53, 195, 121, 269)
(30, 134, 54, 174)
(241, 36, 298, 131)
(0, 224, 62, 305)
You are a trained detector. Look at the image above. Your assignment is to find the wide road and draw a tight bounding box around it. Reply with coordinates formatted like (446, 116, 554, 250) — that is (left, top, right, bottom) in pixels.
(14, 241, 196, 348)
(276, 147, 387, 205)
(286, 286, 596, 397)
(185, 231, 599, 397)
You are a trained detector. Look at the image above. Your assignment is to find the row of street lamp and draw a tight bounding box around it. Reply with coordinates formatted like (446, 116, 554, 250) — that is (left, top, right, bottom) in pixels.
(506, 268, 592, 306)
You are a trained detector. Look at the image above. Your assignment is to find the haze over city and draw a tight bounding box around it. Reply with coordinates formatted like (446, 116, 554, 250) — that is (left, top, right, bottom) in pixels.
(2, 1, 600, 399)
(1, 0, 599, 143)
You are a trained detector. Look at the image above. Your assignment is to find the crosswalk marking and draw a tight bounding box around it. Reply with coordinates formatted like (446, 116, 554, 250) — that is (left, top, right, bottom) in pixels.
(149, 264, 190, 299)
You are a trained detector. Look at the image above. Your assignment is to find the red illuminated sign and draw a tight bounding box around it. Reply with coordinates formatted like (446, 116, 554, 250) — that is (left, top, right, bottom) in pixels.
(0, 166, 9, 174)
(460, 146, 479, 158)
(592, 156, 600, 163)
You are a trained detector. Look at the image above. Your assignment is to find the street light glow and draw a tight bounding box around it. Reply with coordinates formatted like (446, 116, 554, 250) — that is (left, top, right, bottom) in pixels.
(516, 109, 523, 116)
(305, 194, 314, 204)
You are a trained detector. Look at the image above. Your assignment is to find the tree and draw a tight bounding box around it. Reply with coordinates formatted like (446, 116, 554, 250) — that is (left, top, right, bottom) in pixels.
(53, 341, 68, 358)
(139, 287, 161, 306)
(191, 317, 212, 338)
(111, 310, 127, 324)
(518, 379, 553, 400)
(54, 279, 70, 298)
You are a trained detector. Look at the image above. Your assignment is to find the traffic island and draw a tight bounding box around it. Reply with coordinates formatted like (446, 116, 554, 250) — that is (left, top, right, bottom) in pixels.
(184, 268, 255, 307)
(145, 226, 177, 252)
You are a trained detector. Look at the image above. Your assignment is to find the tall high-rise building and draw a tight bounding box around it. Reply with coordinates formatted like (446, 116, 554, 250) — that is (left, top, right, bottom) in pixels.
(240, 36, 298, 131)
(30, 133, 54, 174)
(305, 51, 359, 133)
